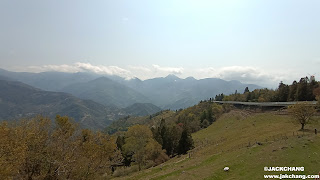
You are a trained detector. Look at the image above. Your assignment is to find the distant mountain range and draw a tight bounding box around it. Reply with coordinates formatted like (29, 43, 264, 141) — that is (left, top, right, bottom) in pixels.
(0, 79, 121, 129)
(0, 68, 261, 110)
(0, 69, 261, 129)
(0, 68, 98, 91)
(120, 74, 261, 109)
(60, 77, 150, 108)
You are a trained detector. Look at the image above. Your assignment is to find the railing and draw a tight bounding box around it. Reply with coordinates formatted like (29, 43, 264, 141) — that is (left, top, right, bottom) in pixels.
(212, 101, 317, 107)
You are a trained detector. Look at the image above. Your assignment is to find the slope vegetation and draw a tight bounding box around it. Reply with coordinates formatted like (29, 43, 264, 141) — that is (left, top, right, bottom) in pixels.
(112, 110, 320, 179)
(123, 103, 162, 116)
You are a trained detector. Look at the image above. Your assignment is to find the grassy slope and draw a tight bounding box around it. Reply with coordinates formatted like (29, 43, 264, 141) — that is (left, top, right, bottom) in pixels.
(112, 110, 320, 180)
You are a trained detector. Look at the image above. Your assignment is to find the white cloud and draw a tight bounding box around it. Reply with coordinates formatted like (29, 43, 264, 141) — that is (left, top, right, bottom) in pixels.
(15, 63, 298, 88)
(194, 66, 287, 87)
(75, 62, 131, 77)
(128, 65, 152, 72)
(152, 64, 184, 74)
(126, 65, 184, 80)
(27, 64, 80, 73)
(26, 62, 133, 79)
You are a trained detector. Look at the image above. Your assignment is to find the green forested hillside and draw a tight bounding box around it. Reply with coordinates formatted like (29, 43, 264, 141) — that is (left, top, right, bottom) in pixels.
(105, 110, 175, 134)
(217, 77, 320, 102)
(123, 103, 162, 116)
(111, 110, 320, 180)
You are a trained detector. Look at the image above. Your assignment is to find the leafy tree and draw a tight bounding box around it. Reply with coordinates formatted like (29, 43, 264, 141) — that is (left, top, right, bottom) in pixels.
(288, 102, 316, 130)
(201, 119, 210, 128)
(145, 139, 169, 164)
(212, 103, 223, 119)
(20, 116, 51, 180)
(0, 115, 120, 179)
(307, 79, 318, 100)
(123, 125, 167, 171)
(0, 118, 47, 179)
(245, 91, 252, 102)
(313, 87, 320, 99)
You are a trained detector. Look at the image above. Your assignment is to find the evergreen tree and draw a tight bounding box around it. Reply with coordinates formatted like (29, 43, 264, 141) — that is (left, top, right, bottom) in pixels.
(244, 87, 250, 93)
(277, 81, 289, 102)
(200, 111, 206, 123)
(159, 119, 166, 146)
(296, 77, 308, 101)
(215, 93, 224, 101)
(288, 80, 298, 101)
(116, 135, 125, 151)
(307, 78, 317, 101)
(206, 107, 214, 123)
(177, 129, 194, 154)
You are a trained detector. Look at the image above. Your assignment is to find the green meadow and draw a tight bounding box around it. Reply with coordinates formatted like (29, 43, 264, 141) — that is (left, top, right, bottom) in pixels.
(112, 110, 320, 180)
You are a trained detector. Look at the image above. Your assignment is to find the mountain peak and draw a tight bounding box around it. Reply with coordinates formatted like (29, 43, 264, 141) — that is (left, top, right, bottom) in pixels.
(131, 77, 142, 82)
(185, 76, 196, 81)
(165, 74, 180, 80)
(92, 76, 112, 82)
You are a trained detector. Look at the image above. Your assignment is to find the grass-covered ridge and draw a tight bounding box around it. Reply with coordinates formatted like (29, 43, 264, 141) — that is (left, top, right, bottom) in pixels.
(112, 110, 320, 180)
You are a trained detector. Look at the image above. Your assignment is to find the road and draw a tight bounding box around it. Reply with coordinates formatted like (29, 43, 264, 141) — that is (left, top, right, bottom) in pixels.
(212, 101, 317, 107)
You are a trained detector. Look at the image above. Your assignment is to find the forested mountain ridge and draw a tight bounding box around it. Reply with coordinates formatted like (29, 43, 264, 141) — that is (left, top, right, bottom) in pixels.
(60, 77, 151, 108)
(105, 99, 231, 135)
(120, 74, 261, 109)
(216, 76, 320, 102)
(0, 68, 99, 91)
(123, 103, 162, 116)
(0, 79, 123, 129)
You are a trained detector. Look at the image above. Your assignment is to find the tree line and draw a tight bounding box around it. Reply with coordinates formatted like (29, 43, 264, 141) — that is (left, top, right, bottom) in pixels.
(215, 76, 320, 102)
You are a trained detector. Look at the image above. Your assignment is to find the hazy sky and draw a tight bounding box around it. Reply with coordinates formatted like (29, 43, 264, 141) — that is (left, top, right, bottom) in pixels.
(1, 0, 320, 87)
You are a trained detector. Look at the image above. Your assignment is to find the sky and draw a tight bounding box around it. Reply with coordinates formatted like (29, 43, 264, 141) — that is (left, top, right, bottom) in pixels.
(1, 0, 320, 88)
